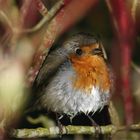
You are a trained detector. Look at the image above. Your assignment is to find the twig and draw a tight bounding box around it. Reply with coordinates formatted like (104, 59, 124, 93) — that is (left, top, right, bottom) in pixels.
(131, 0, 138, 21)
(10, 123, 140, 138)
(109, 101, 121, 126)
(0, 10, 13, 30)
(20, 0, 32, 27)
(27, 115, 55, 128)
(131, 61, 140, 74)
(106, 0, 135, 125)
(21, 0, 64, 33)
(34, 0, 48, 16)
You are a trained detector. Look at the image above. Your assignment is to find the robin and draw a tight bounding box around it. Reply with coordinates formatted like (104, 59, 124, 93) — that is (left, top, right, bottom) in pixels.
(30, 33, 112, 127)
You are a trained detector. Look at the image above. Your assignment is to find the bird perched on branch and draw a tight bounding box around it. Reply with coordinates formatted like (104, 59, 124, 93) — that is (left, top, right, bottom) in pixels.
(30, 33, 112, 126)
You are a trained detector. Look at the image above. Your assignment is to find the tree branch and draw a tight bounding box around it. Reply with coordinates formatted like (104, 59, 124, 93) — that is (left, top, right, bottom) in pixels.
(131, 61, 140, 75)
(10, 123, 140, 138)
(34, 0, 48, 16)
(21, 0, 64, 33)
(106, 0, 135, 125)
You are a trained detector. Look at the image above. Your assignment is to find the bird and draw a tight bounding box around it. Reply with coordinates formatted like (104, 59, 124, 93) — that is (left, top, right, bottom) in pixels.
(30, 33, 112, 126)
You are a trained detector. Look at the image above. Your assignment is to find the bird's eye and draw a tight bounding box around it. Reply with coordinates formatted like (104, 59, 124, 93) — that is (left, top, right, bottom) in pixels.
(75, 48, 83, 56)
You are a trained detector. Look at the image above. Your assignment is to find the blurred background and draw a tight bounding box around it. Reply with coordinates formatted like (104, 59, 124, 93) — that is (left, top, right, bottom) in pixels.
(0, 0, 140, 139)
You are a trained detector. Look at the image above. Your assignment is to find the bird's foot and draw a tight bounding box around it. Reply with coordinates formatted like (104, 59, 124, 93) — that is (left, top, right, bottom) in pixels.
(56, 113, 63, 137)
(87, 115, 101, 138)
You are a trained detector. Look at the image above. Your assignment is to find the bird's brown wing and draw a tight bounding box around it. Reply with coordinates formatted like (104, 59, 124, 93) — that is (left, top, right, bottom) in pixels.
(31, 47, 68, 100)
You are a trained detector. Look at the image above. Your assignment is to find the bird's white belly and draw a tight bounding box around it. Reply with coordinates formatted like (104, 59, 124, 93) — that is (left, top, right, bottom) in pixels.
(40, 63, 110, 116)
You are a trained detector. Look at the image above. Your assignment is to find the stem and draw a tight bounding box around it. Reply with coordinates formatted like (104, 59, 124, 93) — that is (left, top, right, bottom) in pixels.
(21, 0, 64, 33)
(34, 0, 48, 16)
(10, 123, 140, 138)
(106, 0, 135, 125)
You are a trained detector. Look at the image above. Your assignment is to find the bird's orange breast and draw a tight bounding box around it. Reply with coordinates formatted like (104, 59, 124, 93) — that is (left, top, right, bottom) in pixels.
(70, 54, 111, 93)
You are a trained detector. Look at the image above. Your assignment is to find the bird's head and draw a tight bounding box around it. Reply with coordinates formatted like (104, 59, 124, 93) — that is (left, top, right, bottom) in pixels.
(62, 33, 111, 92)
(62, 33, 107, 67)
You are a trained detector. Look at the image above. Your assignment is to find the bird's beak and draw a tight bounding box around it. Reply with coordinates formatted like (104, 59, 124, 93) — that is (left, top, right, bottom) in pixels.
(92, 48, 103, 55)
(92, 42, 107, 60)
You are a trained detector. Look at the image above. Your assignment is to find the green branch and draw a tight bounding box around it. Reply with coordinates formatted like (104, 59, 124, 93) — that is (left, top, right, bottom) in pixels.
(10, 123, 140, 138)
